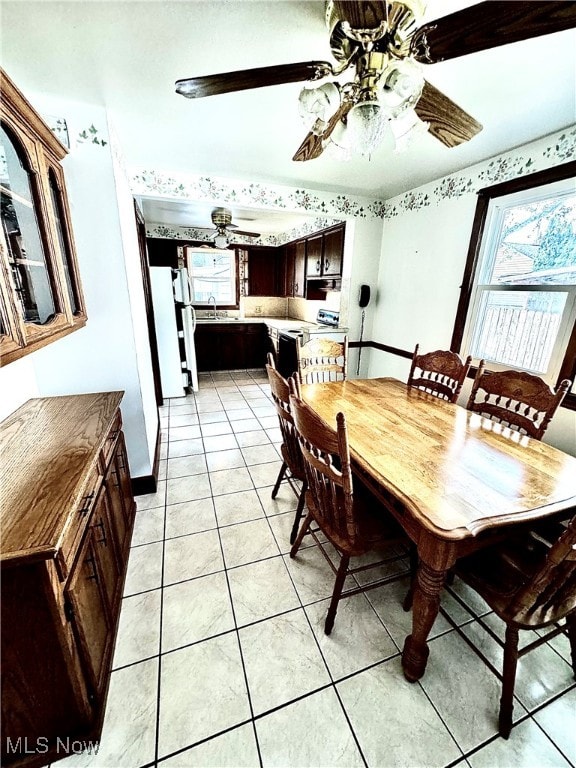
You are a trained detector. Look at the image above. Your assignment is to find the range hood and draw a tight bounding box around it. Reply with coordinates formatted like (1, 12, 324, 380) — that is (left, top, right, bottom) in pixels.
(307, 277, 342, 292)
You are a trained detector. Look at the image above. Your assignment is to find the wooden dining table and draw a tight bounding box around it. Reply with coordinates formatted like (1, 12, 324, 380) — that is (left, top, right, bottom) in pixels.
(300, 377, 576, 682)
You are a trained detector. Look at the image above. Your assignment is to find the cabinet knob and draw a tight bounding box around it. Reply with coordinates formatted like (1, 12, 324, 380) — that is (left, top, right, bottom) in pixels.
(325, 258, 330, 271)
(316, 260, 321, 273)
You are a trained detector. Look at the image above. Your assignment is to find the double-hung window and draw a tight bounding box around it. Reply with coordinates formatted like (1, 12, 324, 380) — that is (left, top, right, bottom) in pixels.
(453, 164, 576, 408)
(184, 247, 237, 308)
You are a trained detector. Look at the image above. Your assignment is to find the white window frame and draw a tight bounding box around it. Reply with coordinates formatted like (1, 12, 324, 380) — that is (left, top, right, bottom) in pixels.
(184, 246, 237, 308)
(461, 177, 576, 389)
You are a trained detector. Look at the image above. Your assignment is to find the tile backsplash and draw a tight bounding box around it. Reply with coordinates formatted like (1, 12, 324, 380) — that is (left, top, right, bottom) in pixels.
(242, 297, 288, 317)
(288, 293, 341, 322)
(197, 294, 342, 321)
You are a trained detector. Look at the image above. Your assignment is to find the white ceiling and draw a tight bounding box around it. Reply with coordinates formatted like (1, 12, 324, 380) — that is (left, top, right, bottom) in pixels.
(2, 1, 575, 230)
(139, 198, 324, 236)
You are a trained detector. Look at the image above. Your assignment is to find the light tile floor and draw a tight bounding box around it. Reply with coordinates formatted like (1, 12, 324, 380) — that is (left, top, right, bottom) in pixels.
(61, 369, 576, 768)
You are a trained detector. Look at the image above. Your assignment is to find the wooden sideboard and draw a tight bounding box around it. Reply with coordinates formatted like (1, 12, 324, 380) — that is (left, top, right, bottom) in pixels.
(0, 392, 136, 768)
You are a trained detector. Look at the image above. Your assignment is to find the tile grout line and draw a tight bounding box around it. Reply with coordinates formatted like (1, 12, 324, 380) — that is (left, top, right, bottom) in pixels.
(136, 372, 576, 767)
(153, 401, 170, 768)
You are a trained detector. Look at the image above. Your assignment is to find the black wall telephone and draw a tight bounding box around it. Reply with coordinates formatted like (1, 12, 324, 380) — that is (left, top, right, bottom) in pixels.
(359, 284, 371, 308)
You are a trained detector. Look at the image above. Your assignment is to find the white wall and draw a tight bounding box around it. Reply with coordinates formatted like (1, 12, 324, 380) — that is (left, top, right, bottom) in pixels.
(343, 217, 384, 378)
(368, 129, 576, 456)
(0, 94, 158, 478)
(108, 119, 158, 472)
(0, 356, 39, 421)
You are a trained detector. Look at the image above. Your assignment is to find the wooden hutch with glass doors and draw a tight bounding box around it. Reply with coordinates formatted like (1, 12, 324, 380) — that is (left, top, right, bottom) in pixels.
(0, 67, 86, 366)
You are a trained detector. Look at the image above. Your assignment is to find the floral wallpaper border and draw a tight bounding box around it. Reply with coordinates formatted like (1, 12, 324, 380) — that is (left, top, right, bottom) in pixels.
(145, 215, 342, 246)
(131, 126, 574, 228)
(382, 126, 575, 219)
(131, 168, 386, 221)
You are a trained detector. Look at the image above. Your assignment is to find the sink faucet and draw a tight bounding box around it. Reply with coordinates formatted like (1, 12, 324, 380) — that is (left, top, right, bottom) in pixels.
(208, 295, 217, 319)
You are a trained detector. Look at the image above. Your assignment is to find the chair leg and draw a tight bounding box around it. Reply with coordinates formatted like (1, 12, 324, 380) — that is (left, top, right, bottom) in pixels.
(289, 481, 308, 545)
(290, 511, 313, 559)
(499, 624, 520, 739)
(324, 554, 350, 636)
(271, 461, 287, 499)
(566, 614, 576, 681)
(402, 545, 418, 612)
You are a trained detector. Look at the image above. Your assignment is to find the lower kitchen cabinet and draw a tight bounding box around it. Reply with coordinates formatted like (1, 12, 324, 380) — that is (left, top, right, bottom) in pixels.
(195, 322, 267, 371)
(0, 392, 136, 768)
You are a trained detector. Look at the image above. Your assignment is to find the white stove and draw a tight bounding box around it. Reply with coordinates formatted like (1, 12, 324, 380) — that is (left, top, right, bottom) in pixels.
(280, 309, 347, 340)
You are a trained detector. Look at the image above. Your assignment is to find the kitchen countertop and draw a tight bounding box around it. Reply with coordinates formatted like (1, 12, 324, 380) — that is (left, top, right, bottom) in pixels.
(195, 316, 316, 329)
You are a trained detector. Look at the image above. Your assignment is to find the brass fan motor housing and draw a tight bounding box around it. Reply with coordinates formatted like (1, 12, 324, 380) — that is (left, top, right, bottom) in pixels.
(326, 1, 424, 63)
(211, 207, 234, 228)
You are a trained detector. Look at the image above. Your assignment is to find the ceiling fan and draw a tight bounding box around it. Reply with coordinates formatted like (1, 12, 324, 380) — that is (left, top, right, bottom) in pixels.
(175, 1, 576, 160)
(210, 207, 261, 248)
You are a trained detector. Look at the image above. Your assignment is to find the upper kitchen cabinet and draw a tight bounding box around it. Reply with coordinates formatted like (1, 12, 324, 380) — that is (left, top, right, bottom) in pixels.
(322, 225, 344, 277)
(247, 245, 283, 296)
(304, 224, 344, 280)
(305, 233, 323, 278)
(283, 240, 306, 298)
(0, 69, 86, 366)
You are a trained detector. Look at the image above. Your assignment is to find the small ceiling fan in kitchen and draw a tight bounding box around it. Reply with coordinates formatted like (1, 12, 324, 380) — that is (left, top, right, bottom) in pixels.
(175, 1, 576, 159)
(209, 208, 261, 249)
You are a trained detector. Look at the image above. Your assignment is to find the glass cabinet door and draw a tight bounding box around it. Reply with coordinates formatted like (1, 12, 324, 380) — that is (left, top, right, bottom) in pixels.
(48, 168, 82, 316)
(1, 124, 60, 326)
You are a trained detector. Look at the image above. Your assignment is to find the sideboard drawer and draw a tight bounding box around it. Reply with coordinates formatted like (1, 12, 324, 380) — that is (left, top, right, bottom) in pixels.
(101, 411, 122, 466)
(56, 464, 103, 580)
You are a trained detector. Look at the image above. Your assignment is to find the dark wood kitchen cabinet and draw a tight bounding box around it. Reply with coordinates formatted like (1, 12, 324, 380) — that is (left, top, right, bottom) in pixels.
(322, 226, 344, 277)
(195, 322, 267, 371)
(0, 392, 136, 768)
(247, 246, 283, 296)
(305, 224, 344, 279)
(305, 233, 324, 278)
(283, 240, 306, 298)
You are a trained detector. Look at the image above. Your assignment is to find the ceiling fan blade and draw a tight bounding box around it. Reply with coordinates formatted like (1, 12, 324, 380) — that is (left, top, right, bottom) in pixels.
(411, 1, 576, 64)
(292, 101, 354, 162)
(331, 1, 388, 29)
(415, 81, 483, 148)
(234, 229, 261, 238)
(176, 61, 334, 99)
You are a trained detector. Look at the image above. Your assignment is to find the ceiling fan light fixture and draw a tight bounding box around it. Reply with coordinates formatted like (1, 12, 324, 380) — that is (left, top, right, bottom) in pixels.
(347, 100, 390, 156)
(298, 82, 341, 132)
(391, 108, 429, 152)
(327, 118, 353, 160)
(214, 232, 229, 249)
(379, 59, 424, 115)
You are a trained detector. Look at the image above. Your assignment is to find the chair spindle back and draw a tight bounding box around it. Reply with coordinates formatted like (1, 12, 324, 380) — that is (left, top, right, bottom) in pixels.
(289, 392, 362, 550)
(297, 336, 348, 385)
(466, 364, 571, 440)
(265, 354, 304, 480)
(407, 344, 472, 403)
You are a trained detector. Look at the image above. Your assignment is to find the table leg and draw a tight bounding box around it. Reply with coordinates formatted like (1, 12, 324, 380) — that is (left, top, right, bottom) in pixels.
(402, 560, 447, 682)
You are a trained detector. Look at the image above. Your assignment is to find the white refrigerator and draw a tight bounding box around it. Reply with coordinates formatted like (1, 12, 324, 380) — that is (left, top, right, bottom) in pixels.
(150, 267, 199, 398)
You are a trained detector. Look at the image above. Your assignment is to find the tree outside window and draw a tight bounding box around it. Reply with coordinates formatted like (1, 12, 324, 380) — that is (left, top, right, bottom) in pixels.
(453, 163, 576, 409)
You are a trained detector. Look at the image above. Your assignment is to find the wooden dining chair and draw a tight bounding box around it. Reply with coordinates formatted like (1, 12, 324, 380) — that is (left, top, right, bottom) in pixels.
(296, 336, 348, 385)
(407, 344, 472, 403)
(446, 516, 576, 738)
(466, 364, 571, 439)
(265, 355, 308, 544)
(288, 384, 411, 634)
